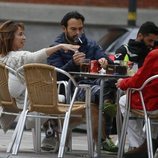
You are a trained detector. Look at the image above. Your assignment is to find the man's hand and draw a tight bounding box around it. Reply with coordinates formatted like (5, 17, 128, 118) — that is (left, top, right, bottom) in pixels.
(73, 52, 85, 65)
(98, 58, 108, 69)
(115, 78, 123, 88)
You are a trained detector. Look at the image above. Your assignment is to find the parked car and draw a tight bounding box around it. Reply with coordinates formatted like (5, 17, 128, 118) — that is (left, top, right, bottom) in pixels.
(97, 26, 139, 55)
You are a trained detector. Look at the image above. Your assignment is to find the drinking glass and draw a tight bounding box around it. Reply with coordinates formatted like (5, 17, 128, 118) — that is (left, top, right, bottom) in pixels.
(80, 59, 91, 73)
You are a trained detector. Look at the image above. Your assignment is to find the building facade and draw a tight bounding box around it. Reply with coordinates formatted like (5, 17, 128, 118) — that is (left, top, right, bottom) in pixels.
(0, 0, 158, 51)
(0, 0, 158, 8)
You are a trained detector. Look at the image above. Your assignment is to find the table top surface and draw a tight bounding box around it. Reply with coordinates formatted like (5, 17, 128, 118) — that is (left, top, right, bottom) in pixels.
(69, 71, 129, 79)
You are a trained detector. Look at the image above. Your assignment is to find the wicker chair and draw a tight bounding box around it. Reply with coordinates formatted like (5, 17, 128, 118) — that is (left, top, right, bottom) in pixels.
(0, 63, 18, 110)
(11, 63, 93, 157)
(117, 74, 158, 158)
(0, 63, 22, 151)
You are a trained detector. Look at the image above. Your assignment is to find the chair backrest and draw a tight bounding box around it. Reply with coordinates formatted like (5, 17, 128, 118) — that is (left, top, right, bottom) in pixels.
(127, 74, 158, 114)
(0, 62, 18, 111)
(22, 63, 60, 114)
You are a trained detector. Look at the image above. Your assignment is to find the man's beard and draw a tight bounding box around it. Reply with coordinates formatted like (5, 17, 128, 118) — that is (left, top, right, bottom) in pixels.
(74, 36, 83, 44)
(65, 34, 77, 44)
(65, 33, 83, 45)
(141, 39, 153, 51)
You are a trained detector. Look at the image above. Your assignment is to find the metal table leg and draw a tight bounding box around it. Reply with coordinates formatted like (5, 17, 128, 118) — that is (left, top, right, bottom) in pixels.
(116, 88, 123, 144)
(97, 79, 104, 157)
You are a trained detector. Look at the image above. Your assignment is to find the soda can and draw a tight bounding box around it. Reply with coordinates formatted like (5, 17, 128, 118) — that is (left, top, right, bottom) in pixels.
(90, 60, 101, 73)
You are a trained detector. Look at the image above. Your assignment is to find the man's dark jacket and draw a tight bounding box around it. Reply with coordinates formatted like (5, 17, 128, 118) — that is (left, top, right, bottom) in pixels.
(115, 39, 151, 68)
(47, 33, 113, 80)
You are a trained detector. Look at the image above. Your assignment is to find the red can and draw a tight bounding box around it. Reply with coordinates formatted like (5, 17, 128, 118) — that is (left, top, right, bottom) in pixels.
(90, 60, 101, 73)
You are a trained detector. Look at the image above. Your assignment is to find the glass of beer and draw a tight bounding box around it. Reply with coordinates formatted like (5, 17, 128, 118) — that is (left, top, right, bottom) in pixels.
(80, 59, 90, 73)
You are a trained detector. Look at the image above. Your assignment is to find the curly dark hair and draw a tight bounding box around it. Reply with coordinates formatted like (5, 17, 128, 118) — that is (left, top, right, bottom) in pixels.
(138, 21, 158, 36)
(60, 11, 85, 27)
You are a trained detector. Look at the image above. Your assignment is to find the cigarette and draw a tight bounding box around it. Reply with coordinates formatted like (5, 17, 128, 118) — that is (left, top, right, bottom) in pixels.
(78, 37, 83, 44)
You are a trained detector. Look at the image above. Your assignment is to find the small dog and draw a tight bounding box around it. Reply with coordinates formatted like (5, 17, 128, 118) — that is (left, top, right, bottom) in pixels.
(42, 104, 106, 151)
(43, 119, 60, 139)
(42, 119, 60, 152)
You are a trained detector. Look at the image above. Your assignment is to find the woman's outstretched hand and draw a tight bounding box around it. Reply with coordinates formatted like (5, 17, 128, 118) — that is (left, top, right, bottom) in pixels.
(46, 44, 80, 56)
(61, 44, 80, 52)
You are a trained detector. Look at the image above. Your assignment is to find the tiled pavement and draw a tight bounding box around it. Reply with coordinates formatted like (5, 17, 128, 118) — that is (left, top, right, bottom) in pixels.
(0, 129, 118, 158)
(1, 129, 158, 158)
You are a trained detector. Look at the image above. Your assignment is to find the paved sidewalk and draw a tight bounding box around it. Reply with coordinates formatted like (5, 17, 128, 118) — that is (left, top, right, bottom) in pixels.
(0, 129, 118, 158)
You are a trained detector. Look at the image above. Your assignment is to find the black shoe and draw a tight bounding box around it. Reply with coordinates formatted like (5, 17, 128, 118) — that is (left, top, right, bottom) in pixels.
(123, 152, 148, 158)
(123, 139, 158, 158)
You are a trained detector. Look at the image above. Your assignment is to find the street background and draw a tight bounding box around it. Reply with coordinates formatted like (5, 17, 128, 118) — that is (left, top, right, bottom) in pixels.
(0, 1, 158, 51)
(0, 1, 158, 157)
